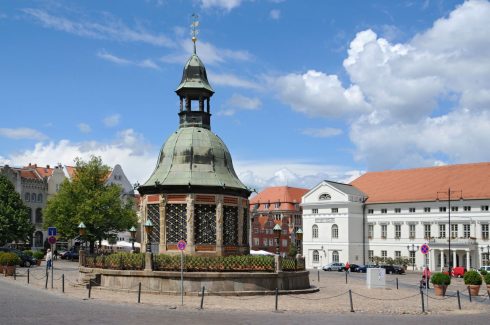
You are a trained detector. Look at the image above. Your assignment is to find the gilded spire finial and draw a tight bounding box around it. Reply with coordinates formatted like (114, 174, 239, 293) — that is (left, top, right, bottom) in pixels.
(191, 13, 199, 54)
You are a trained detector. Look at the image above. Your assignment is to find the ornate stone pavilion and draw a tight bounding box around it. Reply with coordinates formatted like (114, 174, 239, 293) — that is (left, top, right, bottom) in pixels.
(138, 37, 251, 256)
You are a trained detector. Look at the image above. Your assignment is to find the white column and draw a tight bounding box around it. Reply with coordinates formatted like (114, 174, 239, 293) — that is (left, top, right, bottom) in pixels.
(453, 250, 457, 267)
(440, 250, 444, 271)
(466, 249, 470, 269)
(429, 249, 434, 270)
(478, 249, 482, 269)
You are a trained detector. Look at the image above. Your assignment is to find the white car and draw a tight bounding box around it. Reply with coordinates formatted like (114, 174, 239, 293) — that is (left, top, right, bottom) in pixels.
(322, 262, 346, 271)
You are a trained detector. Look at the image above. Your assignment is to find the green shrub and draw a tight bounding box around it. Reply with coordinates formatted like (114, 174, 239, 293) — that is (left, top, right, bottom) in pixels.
(463, 270, 482, 285)
(483, 273, 490, 285)
(431, 272, 451, 285)
(0, 252, 21, 266)
(32, 251, 44, 260)
(479, 269, 488, 276)
(23, 250, 33, 257)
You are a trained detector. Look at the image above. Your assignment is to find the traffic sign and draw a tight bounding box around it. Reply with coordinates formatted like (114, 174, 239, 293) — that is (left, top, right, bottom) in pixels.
(420, 243, 430, 255)
(48, 236, 57, 244)
(177, 240, 186, 251)
(48, 227, 57, 236)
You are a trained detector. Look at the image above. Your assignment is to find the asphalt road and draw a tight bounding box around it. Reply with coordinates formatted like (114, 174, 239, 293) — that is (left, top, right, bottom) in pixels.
(1, 279, 489, 325)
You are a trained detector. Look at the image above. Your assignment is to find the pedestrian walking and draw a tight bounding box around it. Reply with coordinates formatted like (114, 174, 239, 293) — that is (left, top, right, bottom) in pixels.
(46, 248, 53, 269)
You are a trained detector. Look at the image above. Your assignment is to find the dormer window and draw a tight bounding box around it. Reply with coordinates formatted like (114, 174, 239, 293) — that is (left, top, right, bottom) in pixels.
(319, 193, 331, 200)
(264, 203, 270, 209)
(275, 202, 280, 208)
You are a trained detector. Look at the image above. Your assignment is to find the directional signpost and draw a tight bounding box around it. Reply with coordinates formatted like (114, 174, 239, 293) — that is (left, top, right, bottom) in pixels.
(420, 243, 431, 308)
(47, 227, 57, 289)
(178, 240, 186, 306)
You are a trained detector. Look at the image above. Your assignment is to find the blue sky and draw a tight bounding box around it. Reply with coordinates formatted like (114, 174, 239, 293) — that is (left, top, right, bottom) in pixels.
(1, 0, 490, 191)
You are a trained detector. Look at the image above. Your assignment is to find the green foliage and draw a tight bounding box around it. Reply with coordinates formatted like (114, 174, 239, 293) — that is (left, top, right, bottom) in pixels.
(282, 257, 305, 271)
(43, 156, 137, 252)
(479, 269, 487, 276)
(483, 272, 490, 285)
(32, 251, 44, 260)
(0, 252, 21, 266)
(287, 243, 297, 257)
(463, 270, 482, 285)
(431, 272, 451, 285)
(23, 250, 33, 257)
(0, 174, 35, 246)
(85, 252, 145, 270)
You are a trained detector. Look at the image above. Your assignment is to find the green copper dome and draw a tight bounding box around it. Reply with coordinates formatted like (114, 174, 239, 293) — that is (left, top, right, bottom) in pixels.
(176, 54, 214, 94)
(140, 126, 249, 196)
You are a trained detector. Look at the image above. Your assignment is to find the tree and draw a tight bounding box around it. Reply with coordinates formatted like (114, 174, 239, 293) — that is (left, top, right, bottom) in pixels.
(0, 174, 34, 246)
(43, 156, 137, 253)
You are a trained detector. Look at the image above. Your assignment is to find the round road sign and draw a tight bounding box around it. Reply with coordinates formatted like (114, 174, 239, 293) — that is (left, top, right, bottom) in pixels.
(177, 240, 186, 251)
(420, 243, 430, 255)
(48, 236, 57, 245)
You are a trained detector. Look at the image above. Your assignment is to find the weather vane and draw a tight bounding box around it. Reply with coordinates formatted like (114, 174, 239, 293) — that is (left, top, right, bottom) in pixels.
(191, 13, 199, 54)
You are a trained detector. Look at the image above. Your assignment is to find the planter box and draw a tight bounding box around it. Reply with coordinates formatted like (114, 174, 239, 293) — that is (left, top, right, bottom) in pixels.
(468, 284, 480, 296)
(433, 284, 447, 296)
(3, 266, 15, 277)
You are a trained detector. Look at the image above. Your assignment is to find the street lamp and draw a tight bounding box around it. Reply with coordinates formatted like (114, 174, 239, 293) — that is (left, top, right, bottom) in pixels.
(144, 219, 153, 253)
(296, 228, 303, 256)
(78, 222, 86, 250)
(273, 223, 282, 255)
(436, 188, 463, 276)
(407, 244, 419, 271)
(480, 245, 490, 266)
(129, 226, 137, 252)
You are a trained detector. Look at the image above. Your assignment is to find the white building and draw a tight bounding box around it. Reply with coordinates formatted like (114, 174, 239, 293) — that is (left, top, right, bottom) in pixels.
(302, 163, 490, 271)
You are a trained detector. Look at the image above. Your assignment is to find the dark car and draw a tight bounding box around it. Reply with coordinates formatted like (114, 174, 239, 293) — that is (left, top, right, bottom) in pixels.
(380, 264, 405, 274)
(60, 247, 79, 260)
(348, 264, 360, 272)
(356, 264, 378, 273)
(0, 247, 37, 267)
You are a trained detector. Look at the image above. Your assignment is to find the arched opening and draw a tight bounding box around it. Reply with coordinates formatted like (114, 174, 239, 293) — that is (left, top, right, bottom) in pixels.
(25, 192, 30, 202)
(319, 193, 331, 200)
(331, 224, 339, 239)
(332, 250, 339, 263)
(37, 193, 43, 203)
(31, 193, 36, 202)
(312, 224, 318, 238)
(34, 231, 43, 247)
(313, 250, 319, 263)
(35, 208, 43, 224)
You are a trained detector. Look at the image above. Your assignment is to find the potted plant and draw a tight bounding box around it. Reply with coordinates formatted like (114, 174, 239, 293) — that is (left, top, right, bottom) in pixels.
(431, 272, 451, 296)
(0, 252, 21, 276)
(483, 273, 490, 291)
(464, 270, 482, 296)
(33, 251, 44, 266)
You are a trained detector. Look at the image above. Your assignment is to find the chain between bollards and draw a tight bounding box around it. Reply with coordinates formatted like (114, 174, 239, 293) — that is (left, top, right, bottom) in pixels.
(138, 282, 141, 303)
(275, 288, 279, 311)
(349, 289, 354, 312)
(200, 286, 205, 309)
(467, 286, 472, 302)
(457, 290, 461, 310)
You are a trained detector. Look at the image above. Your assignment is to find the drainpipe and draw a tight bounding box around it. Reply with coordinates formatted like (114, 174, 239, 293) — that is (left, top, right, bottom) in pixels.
(362, 196, 368, 265)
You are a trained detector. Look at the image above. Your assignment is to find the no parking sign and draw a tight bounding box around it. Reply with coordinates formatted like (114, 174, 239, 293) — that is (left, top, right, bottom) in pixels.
(420, 243, 430, 255)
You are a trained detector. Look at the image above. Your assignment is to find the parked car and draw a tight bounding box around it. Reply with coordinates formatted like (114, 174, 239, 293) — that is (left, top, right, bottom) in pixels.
(356, 264, 378, 273)
(479, 265, 490, 273)
(451, 266, 466, 278)
(60, 247, 79, 260)
(0, 247, 37, 267)
(348, 263, 360, 272)
(322, 262, 345, 271)
(380, 264, 405, 274)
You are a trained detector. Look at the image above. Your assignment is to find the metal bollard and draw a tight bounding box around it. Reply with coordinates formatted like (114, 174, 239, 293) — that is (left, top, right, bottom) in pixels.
(45, 272, 49, 289)
(345, 271, 348, 284)
(275, 288, 279, 311)
(62, 274, 65, 293)
(318, 269, 320, 282)
(396, 277, 399, 290)
(467, 286, 472, 302)
(13, 268, 16, 280)
(51, 265, 54, 289)
(200, 286, 205, 309)
(27, 269, 30, 284)
(420, 289, 425, 313)
(88, 281, 92, 299)
(138, 283, 141, 304)
(349, 290, 354, 312)
(457, 290, 461, 310)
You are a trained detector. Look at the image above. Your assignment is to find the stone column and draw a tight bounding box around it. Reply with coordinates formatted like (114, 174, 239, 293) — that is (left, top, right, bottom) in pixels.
(179, 96, 183, 112)
(440, 250, 444, 271)
(216, 195, 224, 256)
(478, 249, 482, 269)
(159, 196, 167, 254)
(186, 194, 195, 253)
(466, 249, 471, 269)
(199, 97, 204, 111)
(453, 250, 457, 267)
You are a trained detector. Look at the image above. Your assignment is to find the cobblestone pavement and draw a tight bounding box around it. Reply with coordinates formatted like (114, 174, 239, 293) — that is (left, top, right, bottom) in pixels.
(3, 261, 490, 316)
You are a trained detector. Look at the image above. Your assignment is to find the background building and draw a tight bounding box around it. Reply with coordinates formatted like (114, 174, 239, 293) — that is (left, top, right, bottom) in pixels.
(250, 186, 308, 255)
(303, 162, 490, 271)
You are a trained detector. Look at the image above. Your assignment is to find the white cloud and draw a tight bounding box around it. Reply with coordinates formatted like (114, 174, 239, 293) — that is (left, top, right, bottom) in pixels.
(23, 8, 174, 47)
(209, 73, 261, 90)
(103, 114, 121, 127)
(301, 128, 342, 138)
(77, 123, 92, 134)
(137, 59, 160, 70)
(97, 50, 160, 70)
(270, 9, 281, 20)
(200, 0, 244, 11)
(6, 129, 156, 184)
(219, 94, 262, 116)
(0, 128, 47, 140)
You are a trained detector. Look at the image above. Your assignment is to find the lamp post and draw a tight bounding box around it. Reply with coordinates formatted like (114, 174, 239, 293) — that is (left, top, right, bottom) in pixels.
(296, 228, 303, 256)
(273, 223, 282, 255)
(78, 222, 86, 250)
(407, 244, 419, 271)
(481, 245, 490, 266)
(144, 219, 153, 253)
(129, 226, 137, 252)
(436, 188, 463, 276)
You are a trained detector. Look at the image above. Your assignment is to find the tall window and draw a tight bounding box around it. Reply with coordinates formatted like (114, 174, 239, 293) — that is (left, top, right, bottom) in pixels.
(482, 205, 489, 211)
(331, 224, 338, 239)
(463, 224, 470, 238)
(35, 208, 43, 224)
(451, 206, 458, 212)
(332, 251, 339, 263)
(395, 224, 401, 239)
(482, 224, 489, 239)
(381, 225, 387, 239)
(381, 250, 387, 261)
(381, 208, 387, 214)
(274, 202, 280, 208)
(410, 251, 416, 266)
(439, 224, 446, 238)
(331, 208, 338, 213)
(395, 251, 401, 258)
(409, 224, 416, 238)
(312, 225, 319, 238)
(424, 207, 431, 212)
(463, 206, 471, 211)
(409, 208, 416, 213)
(368, 250, 374, 262)
(313, 250, 319, 263)
(439, 207, 447, 212)
(451, 224, 458, 238)
(368, 224, 373, 239)
(37, 193, 43, 203)
(312, 208, 318, 214)
(395, 208, 401, 213)
(367, 209, 374, 214)
(25, 192, 30, 202)
(424, 224, 431, 239)
(31, 193, 36, 202)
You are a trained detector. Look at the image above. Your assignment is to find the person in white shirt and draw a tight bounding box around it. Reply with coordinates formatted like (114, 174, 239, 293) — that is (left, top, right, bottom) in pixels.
(46, 248, 53, 269)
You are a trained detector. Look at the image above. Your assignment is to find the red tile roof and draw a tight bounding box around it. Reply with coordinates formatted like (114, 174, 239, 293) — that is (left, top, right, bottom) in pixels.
(19, 170, 40, 180)
(35, 166, 54, 178)
(250, 186, 308, 211)
(350, 162, 490, 203)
